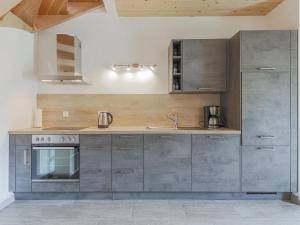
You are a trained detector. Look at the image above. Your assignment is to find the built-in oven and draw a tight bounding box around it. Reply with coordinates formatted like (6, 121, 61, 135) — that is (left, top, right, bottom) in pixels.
(31, 135, 80, 182)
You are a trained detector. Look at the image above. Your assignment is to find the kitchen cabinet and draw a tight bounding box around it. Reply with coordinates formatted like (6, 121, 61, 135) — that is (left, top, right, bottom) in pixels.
(192, 135, 240, 192)
(80, 135, 112, 192)
(144, 134, 191, 192)
(16, 145, 31, 192)
(241, 71, 290, 146)
(241, 31, 291, 73)
(169, 39, 228, 93)
(242, 146, 290, 192)
(221, 30, 297, 193)
(112, 135, 143, 192)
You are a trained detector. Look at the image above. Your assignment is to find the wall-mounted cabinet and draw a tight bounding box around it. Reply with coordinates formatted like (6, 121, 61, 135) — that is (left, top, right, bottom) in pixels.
(169, 39, 228, 93)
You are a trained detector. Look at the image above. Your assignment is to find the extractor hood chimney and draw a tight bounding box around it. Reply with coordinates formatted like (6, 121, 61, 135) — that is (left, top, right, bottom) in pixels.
(41, 34, 89, 84)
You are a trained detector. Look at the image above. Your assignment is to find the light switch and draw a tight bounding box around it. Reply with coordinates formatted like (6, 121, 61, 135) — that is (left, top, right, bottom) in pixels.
(63, 111, 69, 118)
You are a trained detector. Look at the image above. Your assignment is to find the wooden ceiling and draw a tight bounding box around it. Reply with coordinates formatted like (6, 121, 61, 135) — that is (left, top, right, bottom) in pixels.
(115, 0, 285, 17)
(0, 0, 104, 32)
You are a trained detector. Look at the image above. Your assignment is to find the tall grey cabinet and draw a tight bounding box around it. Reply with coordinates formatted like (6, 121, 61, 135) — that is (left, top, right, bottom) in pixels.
(221, 30, 298, 193)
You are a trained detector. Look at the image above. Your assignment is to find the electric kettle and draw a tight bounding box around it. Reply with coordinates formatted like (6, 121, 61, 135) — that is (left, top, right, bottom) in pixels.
(98, 111, 113, 128)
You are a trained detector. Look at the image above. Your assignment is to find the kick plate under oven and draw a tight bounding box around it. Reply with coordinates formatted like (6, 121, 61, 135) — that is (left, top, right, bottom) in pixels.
(32, 135, 80, 182)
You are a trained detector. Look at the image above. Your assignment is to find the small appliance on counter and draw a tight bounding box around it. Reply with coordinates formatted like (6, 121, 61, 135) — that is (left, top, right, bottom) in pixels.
(203, 106, 223, 129)
(98, 111, 113, 128)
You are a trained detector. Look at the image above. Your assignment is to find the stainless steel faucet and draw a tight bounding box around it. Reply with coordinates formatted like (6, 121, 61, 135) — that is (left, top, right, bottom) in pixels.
(167, 113, 179, 129)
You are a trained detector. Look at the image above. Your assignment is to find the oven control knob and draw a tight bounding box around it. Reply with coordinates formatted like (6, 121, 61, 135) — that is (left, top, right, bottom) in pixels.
(61, 136, 66, 142)
(41, 137, 44, 142)
(36, 137, 40, 142)
(47, 137, 51, 142)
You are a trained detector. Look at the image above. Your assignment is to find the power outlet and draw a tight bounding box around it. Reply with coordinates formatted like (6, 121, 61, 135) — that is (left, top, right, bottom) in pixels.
(62, 111, 69, 119)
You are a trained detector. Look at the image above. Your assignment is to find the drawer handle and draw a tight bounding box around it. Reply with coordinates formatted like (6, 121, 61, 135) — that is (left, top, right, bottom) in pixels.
(23, 149, 30, 165)
(257, 67, 277, 71)
(257, 135, 276, 139)
(119, 136, 135, 138)
(257, 147, 275, 151)
(118, 147, 135, 151)
(198, 88, 213, 90)
(86, 147, 104, 150)
(160, 136, 173, 139)
(207, 136, 225, 140)
(114, 169, 134, 175)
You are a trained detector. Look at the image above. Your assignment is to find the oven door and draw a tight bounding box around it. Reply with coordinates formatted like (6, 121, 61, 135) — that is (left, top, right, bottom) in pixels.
(32, 146, 79, 182)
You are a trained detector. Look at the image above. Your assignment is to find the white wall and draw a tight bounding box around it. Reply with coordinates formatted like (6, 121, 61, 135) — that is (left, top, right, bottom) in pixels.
(0, 28, 37, 204)
(37, 0, 299, 94)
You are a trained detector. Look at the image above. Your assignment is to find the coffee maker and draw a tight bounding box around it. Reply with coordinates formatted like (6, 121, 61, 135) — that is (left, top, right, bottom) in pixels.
(203, 106, 223, 129)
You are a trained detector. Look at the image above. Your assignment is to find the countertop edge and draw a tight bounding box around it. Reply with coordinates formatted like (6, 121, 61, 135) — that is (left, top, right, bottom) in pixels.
(9, 128, 241, 135)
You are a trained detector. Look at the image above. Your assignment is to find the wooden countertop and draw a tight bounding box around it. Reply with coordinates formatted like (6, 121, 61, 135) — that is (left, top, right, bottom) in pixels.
(9, 127, 241, 135)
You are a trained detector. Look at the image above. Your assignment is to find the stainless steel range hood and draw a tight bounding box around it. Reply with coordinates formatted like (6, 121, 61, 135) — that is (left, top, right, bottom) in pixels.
(41, 34, 89, 84)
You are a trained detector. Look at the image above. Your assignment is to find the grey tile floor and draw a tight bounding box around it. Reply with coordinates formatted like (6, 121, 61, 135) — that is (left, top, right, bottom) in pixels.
(0, 200, 300, 225)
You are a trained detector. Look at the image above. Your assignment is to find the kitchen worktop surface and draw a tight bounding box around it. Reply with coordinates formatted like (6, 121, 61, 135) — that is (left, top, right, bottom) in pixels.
(9, 126, 241, 135)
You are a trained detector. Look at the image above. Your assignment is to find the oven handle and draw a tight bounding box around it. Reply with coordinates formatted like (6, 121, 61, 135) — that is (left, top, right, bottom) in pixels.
(32, 147, 76, 150)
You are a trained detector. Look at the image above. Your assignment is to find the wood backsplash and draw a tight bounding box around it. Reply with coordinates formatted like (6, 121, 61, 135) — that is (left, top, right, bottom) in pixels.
(37, 94, 220, 128)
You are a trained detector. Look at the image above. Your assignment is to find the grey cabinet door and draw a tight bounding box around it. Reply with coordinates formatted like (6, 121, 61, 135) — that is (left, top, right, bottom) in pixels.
(16, 145, 31, 192)
(242, 146, 290, 192)
(112, 135, 143, 192)
(242, 72, 290, 146)
(144, 134, 191, 192)
(182, 39, 228, 92)
(192, 135, 240, 192)
(80, 135, 111, 192)
(241, 31, 291, 72)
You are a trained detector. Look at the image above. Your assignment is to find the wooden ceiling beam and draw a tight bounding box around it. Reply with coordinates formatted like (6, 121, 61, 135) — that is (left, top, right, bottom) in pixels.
(34, 1, 104, 31)
(39, 0, 68, 15)
(11, 0, 42, 28)
(115, 0, 285, 17)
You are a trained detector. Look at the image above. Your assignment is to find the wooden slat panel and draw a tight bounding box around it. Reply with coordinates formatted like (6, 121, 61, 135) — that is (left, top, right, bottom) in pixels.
(57, 50, 75, 60)
(37, 94, 220, 128)
(57, 34, 74, 46)
(34, 1, 104, 31)
(39, 0, 68, 15)
(115, 0, 284, 17)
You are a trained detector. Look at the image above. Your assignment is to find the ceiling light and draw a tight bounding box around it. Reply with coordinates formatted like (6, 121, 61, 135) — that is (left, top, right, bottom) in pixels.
(111, 64, 158, 71)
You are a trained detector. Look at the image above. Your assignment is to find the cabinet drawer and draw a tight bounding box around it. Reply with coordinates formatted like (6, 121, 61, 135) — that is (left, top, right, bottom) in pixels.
(112, 135, 143, 147)
(32, 182, 79, 192)
(192, 135, 240, 192)
(80, 135, 111, 147)
(242, 146, 290, 192)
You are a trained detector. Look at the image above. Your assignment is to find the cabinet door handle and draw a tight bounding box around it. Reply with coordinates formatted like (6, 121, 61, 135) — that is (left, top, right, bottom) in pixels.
(114, 169, 134, 175)
(23, 149, 30, 165)
(207, 136, 225, 140)
(257, 67, 277, 71)
(86, 147, 104, 151)
(119, 136, 135, 139)
(257, 147, 275, 151)
(118, 147, 135, 151)
(257, 135, 276, 139)
(198, 88, 213, 90)
(159, 136, 173, 139)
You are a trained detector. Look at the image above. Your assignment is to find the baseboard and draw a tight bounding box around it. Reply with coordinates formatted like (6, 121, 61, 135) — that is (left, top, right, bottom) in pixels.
(291, 193, 300, 205)
(0, 193, 14, 211)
